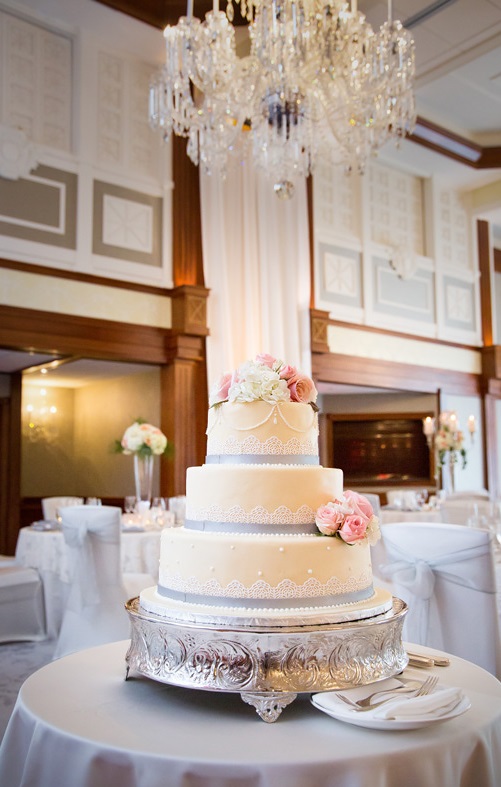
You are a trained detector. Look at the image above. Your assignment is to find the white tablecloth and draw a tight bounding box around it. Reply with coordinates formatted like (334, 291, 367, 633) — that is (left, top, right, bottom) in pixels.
(1, 640, 500, 787)
(15, 526, 162, 638)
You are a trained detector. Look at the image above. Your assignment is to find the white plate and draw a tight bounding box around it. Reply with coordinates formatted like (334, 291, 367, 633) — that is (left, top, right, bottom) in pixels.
(311, 687, 471, 730)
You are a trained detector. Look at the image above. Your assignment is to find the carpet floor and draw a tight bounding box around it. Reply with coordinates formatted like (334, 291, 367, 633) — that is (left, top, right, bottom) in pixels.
(0, 639, 55, 740)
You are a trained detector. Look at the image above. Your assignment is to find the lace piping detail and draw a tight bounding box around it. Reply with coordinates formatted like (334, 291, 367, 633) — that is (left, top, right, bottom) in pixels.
(206, 435, 318, 456)
(160, 573, 373, 600)
(185, 503, 315, 524)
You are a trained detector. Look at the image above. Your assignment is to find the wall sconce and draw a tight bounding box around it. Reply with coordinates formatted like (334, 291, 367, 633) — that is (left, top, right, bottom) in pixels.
(25, 387, 58, 443)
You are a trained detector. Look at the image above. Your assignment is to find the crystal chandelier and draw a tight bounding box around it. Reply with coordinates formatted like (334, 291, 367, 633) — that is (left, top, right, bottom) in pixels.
(149, 0, 416, 197)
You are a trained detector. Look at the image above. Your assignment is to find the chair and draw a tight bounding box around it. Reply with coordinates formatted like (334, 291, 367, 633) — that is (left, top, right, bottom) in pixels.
(53, 505, 154, 660)
(379, 521, 501, 677)
(41, 496, 84, 521)
(0, 559, 46, 642)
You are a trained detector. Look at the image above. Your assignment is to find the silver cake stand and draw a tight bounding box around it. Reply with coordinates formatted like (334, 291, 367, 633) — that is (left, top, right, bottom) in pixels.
(125, 596, 409, 722)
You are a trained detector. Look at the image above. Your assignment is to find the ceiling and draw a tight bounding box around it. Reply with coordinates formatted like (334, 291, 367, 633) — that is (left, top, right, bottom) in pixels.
(0, 350, 156, 388)
(1, 0, 500, 384)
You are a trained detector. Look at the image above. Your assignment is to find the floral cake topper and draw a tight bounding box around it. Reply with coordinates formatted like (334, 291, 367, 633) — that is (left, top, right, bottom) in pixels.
(209, 353, 318, 409)
(315, 490, 381, 545)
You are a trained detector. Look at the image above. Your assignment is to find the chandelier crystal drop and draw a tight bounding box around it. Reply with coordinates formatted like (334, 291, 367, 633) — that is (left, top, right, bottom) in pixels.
(149, 0, 416, 197)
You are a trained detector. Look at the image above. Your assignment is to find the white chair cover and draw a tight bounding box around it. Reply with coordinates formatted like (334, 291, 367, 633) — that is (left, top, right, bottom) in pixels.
(41, 497, 84, 521)
(379, 522, 501, 677)
(0, 562, 46, 642)
(53, 506, 151, 660)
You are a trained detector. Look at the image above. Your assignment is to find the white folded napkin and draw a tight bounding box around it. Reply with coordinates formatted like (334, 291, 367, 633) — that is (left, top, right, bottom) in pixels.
(373, 686, 465, 720)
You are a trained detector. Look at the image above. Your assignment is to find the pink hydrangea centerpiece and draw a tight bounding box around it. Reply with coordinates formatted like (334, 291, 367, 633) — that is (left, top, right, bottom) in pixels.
(209, 353, 318, 409)
(315, 490, 380, 545)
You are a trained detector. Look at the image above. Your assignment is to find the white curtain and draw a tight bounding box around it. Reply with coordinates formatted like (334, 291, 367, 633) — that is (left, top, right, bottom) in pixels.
(200, 162, 311, 388)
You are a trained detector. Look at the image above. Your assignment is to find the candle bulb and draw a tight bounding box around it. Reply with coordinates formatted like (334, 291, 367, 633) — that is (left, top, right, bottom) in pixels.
(187, 0, 193, 18)
(423, 416, 435, 436)
(468, 415, 476, 434)
(351, 0, 358, 14)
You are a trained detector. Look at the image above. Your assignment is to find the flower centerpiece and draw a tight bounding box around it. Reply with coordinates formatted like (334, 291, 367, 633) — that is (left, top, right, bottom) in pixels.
(434, 411, 467, 469)
(115, 419, 168, 504)
(209, 353, 318, 408)
(315, 490, 381, 546)
(434, 411, 467, 493)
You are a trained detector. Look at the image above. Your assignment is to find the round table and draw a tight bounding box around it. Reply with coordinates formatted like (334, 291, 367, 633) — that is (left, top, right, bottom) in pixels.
(15, 526, 162, 637)
(1, 640, 500, 787)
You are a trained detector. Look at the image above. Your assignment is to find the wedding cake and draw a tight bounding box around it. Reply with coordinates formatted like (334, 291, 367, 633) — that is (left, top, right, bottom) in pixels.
(140, 354, 393, 626)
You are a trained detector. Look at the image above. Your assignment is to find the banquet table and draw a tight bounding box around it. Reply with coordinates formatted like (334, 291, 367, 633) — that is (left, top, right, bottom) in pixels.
(15, 525, 162, 637)
(1, 640, 500, 787)
(380, 507, 443, 525)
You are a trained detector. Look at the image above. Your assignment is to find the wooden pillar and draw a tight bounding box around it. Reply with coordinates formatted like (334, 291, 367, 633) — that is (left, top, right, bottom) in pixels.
(477, 219, 494, 347)
(1, 373, 21, 554)
(164, 137, 209, 496)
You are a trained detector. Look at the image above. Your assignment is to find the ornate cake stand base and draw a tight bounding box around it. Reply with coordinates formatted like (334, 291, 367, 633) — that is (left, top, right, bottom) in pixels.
(125, 596, 408, 722)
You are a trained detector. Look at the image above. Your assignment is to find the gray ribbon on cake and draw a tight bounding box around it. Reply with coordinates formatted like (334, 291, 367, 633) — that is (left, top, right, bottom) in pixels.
(205, 454, 319, 465)
(157, 584, 375, 609)
(184, 519, 320, 534)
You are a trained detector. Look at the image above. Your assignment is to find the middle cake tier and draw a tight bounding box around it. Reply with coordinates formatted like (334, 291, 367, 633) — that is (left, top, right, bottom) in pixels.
(185, 464, 343, 531)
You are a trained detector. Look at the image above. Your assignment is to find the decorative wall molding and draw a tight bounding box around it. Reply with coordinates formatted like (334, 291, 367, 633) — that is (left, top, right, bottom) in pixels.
(0, 164, 77, 249)
(93, 180, 162, 266)
(0, 10, 72, 153)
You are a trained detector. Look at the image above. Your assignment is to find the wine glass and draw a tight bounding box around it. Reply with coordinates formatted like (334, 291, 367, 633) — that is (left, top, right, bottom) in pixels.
(415, 489, 428, 509)
(124, 496, 137, 514)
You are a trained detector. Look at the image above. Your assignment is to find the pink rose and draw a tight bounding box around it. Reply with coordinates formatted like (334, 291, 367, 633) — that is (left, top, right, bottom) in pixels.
(209, 372, 232, 406)
(278, 364, 297, 381)
(338, 514, 368, 544)
(315, 503, 345, 536)
(343, 490, 373, 524)
(287, 373, 318, 404)
(255, 353, 277, 369)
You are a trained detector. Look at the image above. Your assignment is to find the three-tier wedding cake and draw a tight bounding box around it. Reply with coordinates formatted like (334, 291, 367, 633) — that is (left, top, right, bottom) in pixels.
(139, 354, 393, 627)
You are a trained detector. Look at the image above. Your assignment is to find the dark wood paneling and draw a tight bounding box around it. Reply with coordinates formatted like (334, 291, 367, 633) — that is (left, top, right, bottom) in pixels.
(477, 219, 494, 347)
(312, 351, 481, 396)
(161, 341, 207, 495)
(172, 136, 205, 288)
(410, 117, 501, 170)
(1, 374, 22, 554)
(324, 412, 433, 487)
(0, 305, 171, 364)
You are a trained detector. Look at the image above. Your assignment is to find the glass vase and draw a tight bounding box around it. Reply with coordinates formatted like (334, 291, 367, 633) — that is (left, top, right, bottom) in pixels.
(133, 453, 154, 503)
(441, 453, 455, 496)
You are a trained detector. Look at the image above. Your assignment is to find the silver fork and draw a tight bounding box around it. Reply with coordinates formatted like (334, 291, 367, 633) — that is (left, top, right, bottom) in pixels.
(336, 675, 439, 713)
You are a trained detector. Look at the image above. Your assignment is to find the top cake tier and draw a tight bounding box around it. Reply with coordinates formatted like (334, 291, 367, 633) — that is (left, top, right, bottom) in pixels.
(206, 401, 319, 464)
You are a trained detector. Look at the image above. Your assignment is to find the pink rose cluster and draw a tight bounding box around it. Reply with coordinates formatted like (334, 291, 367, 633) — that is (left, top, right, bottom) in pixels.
(209, 353, 318, 407)
(315, 490, 380, 545)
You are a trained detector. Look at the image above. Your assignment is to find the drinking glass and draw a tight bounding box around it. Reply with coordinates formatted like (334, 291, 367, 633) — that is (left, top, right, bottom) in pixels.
(124, 496, 137, 514)
(86, 497, 102, 506)
(415, 489, 428, 508)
